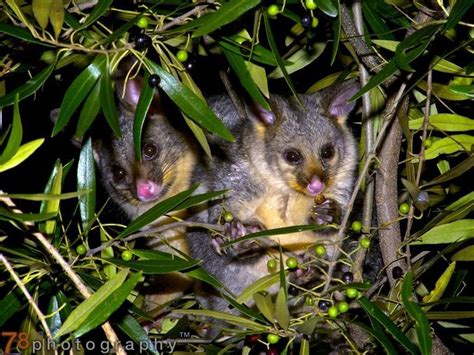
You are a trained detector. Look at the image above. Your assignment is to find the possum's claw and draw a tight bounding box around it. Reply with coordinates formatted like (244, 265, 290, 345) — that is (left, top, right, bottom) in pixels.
(211, 220, 263, 257)
(310, 197, 341, 225)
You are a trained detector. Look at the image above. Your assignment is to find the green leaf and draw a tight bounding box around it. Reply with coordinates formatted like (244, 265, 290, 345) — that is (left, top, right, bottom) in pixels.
(222, 46, 270, 110)
(77, 138, 96, 231)
(269, 42, 327, 79)
(354, 321, 398, 355)
(49, 0, 65, 39)
(176, 309, 268, 332)
(422, 156, 474, 187)
(56, 268, 129, 337)
(45, 163, 62, 234)
(73, 271, 142, 338)
(186, 267, 227, 291)
(32, 0, 52, 29)
(330, 2, 341, 65)
(100, 68, 121, 137)
(0, 288, 23, 327)
(395, 24, 440, 72)
(423, 134, 474, 160)
(53, 55, 105, 136)
(0, 138, 44, 173)
(418, 81, 471, 101)
(0, 24, 54, 47)
(0, 61, 56, 107)
(401, 271, 432, 355)
(118, 185, 198, 238)
(47, 296, 62, 337)
(106, 258, 199, 274)
(219, 39, 282, 67)
(237, 273, 281, 303)
(409, 114, 474, 132)
(299, 338, 310, 355)
(351, 60, 398, 101)
(1, 192, 84, 201)
(275, 287, 289, 330)
(192, 0, 261, 38)
(76, 0, 113, 31)
(183, 115, 212, 157)
(253, 292, 275, 323)
(423, 262, 456, 305)
(75, 80, 101, 139)
(411, 219, 474, 245)
(315, 0, 338, 17)
(173, 189, 227, 212)
(362, 0, 395, 40)
(263, 11, 300, 102)
(452, 246, 474, 261)
(445, 0, 472, 30)
(358, 297, 418, 354)
(0, 206, 56, 222)
(145, 59, 234, 141)
(117, 315, 159, 355)
(133, 72, 154, 161)
(0, 94, 23, 164)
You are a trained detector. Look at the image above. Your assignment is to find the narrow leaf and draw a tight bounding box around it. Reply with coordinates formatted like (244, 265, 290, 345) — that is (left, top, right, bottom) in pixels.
(237, 273, 281, 303)
(106, 258, 199, 274)
(100, 69, 121, 137)
(315, 0, 338, 17)
(423, 134, 474, 160)
(49, 0, 65, 39)
(452, 246, 474, 261)
(192, 0, 261, 38)
(0, 206, 56, 222)
(0, 24, 54, 46)
(56, 268, 129, 337)
(445, 0, 472, 30)
(32, 0, 53, 29)
(53, 55, 105, 136)
(409, 114, 474, 132)
(275, 287, 289, 330)
(0, 94, 23, 164)
(77, 138, 96, 230)
(253, 292, 275, 323)
(0, 138, 44, 172)
(45, 163, 62, 234)
(118, 315, 159, 355)
(118, 185, 198, 238)
(76, 80, 101, 139)
(351, 60, 398, 101)
(423, 262, 456, 305)
(76, 0, 113, 31)
(411, 219, 474, 245)
(133, 72, 154, 161)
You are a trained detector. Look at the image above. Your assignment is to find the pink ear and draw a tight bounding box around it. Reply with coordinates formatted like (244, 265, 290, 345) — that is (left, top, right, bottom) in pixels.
(328, 81, 359, 117)
(253, 104, 275, 125)
(123, 78, 142, 107)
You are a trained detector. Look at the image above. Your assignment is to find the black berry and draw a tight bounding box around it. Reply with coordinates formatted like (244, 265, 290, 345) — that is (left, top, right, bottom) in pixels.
(266, 348, 279, 355)
(318, 300, 330, 312)
(342, 271, 354, 283)
(148, 74, 160, 87)
(240, 40, 252, 54)
(135, 34, 150, 50)
(392, 266, 403, 279)
(301, 15, 311, 28)
(245, 334, 260, 345)
(288, 285, 299, 296)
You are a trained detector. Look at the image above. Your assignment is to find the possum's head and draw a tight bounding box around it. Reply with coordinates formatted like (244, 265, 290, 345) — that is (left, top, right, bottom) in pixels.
(250, 81, 359, 198)
(93, 59, 194, 219)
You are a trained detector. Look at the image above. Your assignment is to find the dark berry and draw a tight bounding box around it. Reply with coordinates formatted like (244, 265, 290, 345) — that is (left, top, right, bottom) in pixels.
(342, 271, 354, 283)
(288, 285, 299, 296)
(245, 334, 260, 345)
(301, 15, 311, 28)
(392, 266, 403, 279)
(266, 347, 279, 355)
(318, 300, 330, 312)
(134, 34, 150, 50)
(240, 40, 252, 54)
(148, 74, 160, 87)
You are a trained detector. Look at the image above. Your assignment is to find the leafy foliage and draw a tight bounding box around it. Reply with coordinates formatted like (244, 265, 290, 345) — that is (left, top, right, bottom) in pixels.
(0, 0, 473, 354)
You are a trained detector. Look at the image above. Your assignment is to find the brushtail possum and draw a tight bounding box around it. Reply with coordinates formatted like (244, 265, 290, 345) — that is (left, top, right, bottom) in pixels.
(93, 60, 198, 309)
(188, 81, 359, 316)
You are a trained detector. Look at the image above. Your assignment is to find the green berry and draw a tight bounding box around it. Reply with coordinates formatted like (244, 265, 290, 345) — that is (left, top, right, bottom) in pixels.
(266, 333, 280, 344)
(314, 244, 326, 257)
(360, 237, 371, 249)
(346, 288, 358, 299)
(423, 137, 432, 148)
(176, 50, 189, 62)
(267, 4, 279, 17)
(267, 259, 277, 271)
(76, 244, 87, 255)
(351, 220, 362, 233)
(121, 250, 133, 261)
(137, 16, 149, 29)
(328, 305, 339, 318)
(285, 257, 298, 269)
(338, 301, 349, 313)
(223, 211, 234, 223)
(311, 17, 319, 28)
(399, 202, 410, 214)
(305, 0, 317, 10)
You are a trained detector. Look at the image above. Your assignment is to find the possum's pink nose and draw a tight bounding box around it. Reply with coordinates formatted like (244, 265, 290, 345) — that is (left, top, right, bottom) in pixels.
(306, 175, 325, 196)
(136, 180, 161, 202)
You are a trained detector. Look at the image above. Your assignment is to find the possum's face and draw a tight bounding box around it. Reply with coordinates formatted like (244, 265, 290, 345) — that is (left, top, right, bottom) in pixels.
(265, 96, 350, 198)
(95, 114, 186, 219)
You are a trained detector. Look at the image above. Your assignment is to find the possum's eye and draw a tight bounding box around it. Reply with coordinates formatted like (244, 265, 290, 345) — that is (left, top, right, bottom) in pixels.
(283, 149, 303, 164)
(321, 144, 335, 160)
(111, 165, 126, 182)
(143, 143, 158, 160)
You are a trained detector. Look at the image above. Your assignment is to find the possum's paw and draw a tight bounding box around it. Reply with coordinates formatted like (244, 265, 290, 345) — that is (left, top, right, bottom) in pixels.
(211, 220, 263, 257)
(309, 195, 341, 225)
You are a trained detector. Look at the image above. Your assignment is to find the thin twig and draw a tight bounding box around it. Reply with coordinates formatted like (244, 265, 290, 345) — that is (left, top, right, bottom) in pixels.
(158, 1, 215, 32)
(87, 221, 224, 256)
(0, 192, 126, 355)
(0, 254, 57, 354)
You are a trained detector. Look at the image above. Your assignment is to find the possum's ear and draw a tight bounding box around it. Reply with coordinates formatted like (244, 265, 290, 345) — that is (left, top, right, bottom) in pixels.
(92, 139, 103, 165)
(247, 100, 275, 126)
(322, 80, 360, 121)
(116, 57, 162, 117)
